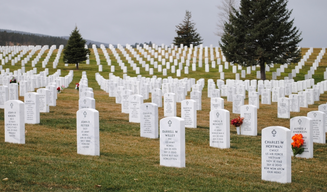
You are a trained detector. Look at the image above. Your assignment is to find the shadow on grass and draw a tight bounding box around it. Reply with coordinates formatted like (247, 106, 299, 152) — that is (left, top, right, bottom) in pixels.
(197, 125, 209, 130)
(40, 118, 76, 130)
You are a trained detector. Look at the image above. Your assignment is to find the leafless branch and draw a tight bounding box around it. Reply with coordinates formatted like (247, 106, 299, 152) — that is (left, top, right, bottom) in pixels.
(216, 0, 239, 37)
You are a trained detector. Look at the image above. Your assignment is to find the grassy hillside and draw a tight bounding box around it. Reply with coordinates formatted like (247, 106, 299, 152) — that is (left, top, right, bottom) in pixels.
(0, 46, 327, 191)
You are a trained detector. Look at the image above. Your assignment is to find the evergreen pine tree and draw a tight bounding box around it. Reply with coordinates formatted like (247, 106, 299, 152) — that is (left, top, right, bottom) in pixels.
(219, 0, 302, 80)
(63, 27, 90, 69)
(173, 10, 203, 47)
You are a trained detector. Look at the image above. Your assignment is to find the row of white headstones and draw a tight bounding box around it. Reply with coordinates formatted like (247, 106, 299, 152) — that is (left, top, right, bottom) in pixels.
(0, 45, 63, 69)
(76, 72, 99, 156)
(68, 71, 327, 184)
(2, 44, 325, 83)
(7, 58, 324, 183)
(2, 71, 323, 184)
(95, 72, 327, 140)
(2, 69, 74, 143)
(0, 67, 71, 102)
(1, 44, 326, 184)
(83, 44, 326, 82)
(95, 67, 327, 119)
(93, 43, 227, 76)
(208, 78, 327, 119)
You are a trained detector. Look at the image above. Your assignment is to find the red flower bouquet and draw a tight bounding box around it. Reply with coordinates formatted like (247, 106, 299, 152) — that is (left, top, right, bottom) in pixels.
(231, 116, 244, 127)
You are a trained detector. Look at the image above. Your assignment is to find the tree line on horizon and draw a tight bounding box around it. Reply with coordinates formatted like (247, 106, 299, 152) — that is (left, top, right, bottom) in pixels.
(0, 30, 67, 47)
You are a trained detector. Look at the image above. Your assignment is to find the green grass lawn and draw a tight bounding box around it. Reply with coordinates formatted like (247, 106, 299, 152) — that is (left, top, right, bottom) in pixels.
(1, 47, 327, 191)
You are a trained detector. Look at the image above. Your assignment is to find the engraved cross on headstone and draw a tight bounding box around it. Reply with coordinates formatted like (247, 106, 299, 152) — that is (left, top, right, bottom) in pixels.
(168, 120, 172, 127)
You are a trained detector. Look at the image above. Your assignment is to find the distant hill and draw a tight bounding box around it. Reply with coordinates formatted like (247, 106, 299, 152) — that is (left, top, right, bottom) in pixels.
(0, 29, 111, 48)
(0, 29, 154, 48)
(60, 36, 112, 48)
(0, 29, 68, 47)
(0, 29, 52, 37)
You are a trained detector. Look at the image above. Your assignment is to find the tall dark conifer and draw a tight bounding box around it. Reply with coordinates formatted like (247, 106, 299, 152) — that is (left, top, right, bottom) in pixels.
(173, 10, 203, 47)
(63, 27, 90, 69)
(219, 0, 302, 80)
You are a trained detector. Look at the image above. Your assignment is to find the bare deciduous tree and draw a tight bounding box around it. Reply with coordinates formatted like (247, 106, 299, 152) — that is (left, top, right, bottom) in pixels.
(216, 0, 238, 37)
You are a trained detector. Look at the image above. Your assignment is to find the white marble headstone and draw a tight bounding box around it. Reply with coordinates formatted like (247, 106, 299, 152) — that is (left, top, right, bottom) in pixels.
(164, 93, 176, 117)
(271, 87, 280, 102)
(0, 86, 9, 109)
(289, 94, 300, 112)
(76, 108, 100, 156)
(121, 89, 132, 114)
(129, 94, 143, 123)
(210, 97, 224, 110)
(181, 99, 197, 128)
(261, 89, 271, 105)
(226, 86, 235, 102)
(210, 109, 230, 148)
(278, 97, 290, 119)
(248, 92, 259, 108)
(5, 100, 25, 144)
(290, 116, 313, 158)
(115, 86, 124, 104)
(160, 117, 185, 168)
(24, 92, 40, 124)
(140, 103, 158, 139)
(152, 88, 162, 107)
(83, 91, 94, 99)
(8, 83, 18, 100)
(307, 111, 326, 144)
(232, 94, 244, 114)
(46, 85, 57, 107)
(190, 91, 202, 110)
(261, 126, 291, 183)
(108, 81, 117, 97)
(79, 97, 95, 110)
(318, 104, 327, 132)
(19, 81, 27, 97)
(176, 87, 185, 103)
(298, 91, 308, 108)
(211, 88, 220, 97)
(240, 105, 257, 136)
(37, 88, 50, 113)
(306, 89, 314, 105)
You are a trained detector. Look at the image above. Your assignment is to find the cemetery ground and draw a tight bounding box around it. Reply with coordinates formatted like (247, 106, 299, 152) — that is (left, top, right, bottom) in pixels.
(1, 47, 327, 191)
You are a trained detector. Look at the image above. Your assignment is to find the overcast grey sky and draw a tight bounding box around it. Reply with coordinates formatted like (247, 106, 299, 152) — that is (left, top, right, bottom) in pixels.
(1, 0, 326, 48)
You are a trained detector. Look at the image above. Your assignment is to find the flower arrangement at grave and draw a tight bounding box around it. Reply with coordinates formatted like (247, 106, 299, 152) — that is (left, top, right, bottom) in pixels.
(61, 85, 65, 90)
(231, 116, 244, 127)
(10, 77, 17, 84)
(57, 87, 61, 93)
(75, 83, 79, 90)
(231, 116, 244, 134)
(291, 133, 304, 157)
